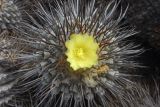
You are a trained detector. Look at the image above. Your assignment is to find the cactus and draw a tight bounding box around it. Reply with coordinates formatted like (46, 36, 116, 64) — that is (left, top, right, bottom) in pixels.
(0, 0, 159, 107)
(0, 0, 22, 29)
(8, 0, 143, 106)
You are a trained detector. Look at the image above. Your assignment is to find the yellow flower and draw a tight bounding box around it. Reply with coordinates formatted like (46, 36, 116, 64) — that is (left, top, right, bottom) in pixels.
(65, 33, 99, 71)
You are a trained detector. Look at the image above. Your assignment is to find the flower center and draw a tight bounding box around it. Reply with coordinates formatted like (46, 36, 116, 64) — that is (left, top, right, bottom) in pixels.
(74, 48, 84, 59)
